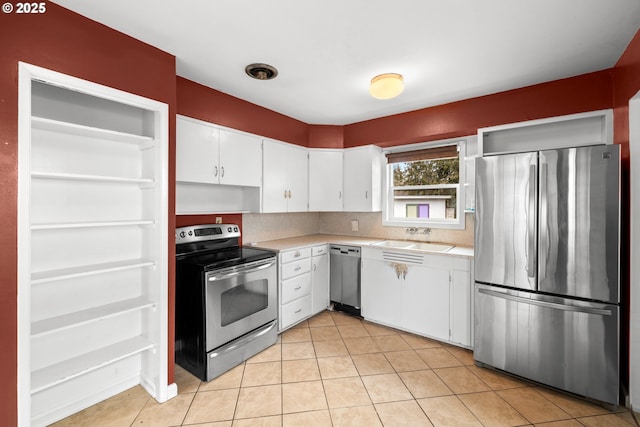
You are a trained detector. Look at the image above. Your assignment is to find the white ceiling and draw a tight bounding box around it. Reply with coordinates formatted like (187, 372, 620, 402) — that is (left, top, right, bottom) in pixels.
(52, 0, 640, 125)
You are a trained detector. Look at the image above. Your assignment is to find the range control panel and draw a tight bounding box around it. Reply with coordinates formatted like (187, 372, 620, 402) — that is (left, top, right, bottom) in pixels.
(175, 224, 241, 244)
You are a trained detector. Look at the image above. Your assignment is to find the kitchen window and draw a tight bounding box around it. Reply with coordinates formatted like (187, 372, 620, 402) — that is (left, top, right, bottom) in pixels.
(383, 139, 466, 229)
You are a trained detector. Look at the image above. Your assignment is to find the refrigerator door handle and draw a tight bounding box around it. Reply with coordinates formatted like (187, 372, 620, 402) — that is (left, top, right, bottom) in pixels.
(527, 164, 536, 278)
(539, 162, 548, 282)
(477, 287, 613, 316)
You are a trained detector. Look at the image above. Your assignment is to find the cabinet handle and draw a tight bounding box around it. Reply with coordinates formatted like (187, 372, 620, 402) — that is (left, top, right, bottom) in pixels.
(339, 191, 342, 199)
(365, 190, 368, 199)
(313, 264, 317, 271)
(294, 285, 302, 290)
(288, 190, 292, 199)
(284, 190, 288, 199)
(294, 251, 301, 258)
(294, 309, 302, 314)
(214, 165, 218, 177)
(221, 166, 225, 178)
(294, 266, 302, 271)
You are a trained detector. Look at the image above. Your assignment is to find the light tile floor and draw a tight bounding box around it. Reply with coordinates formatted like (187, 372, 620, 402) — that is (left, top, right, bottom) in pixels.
(53, 310, 640, 427)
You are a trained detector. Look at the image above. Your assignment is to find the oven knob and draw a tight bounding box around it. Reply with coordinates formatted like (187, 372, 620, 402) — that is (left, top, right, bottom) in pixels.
(227, 227, 232, 232)
(188, 231, 193, 236)
(234, 227, 238, 232)
(179, 231, 186, 238)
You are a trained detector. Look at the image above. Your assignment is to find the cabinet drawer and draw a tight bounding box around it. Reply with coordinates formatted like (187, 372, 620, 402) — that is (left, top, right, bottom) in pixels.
(312, 245, 328, 256)
(281, 247, 312, 264)
(281, 273, 312, 304)
(281, 295, 312, 329)
(281, 258, 311, 280)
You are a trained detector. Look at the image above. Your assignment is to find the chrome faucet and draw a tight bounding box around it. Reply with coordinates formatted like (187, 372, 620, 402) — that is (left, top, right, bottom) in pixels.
(405, 227, 431, 235)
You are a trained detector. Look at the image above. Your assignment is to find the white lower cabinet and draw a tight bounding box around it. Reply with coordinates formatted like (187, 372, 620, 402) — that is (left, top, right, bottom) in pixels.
(402, 262, 450, 342)
(361, 246, 472, 347)
(361, 257, 403, 327)
(279, 248, 312, 331)
(450, 257, 473, 347)
(278, 244, 330, 331)
(311, 245, 330, 313)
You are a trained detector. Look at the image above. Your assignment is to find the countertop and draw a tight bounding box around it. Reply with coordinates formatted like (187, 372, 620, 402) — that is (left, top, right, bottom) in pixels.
(248, 234, 474, 257)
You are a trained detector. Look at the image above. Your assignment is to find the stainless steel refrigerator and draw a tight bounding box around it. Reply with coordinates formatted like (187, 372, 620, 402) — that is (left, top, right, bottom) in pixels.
(474, 145, 620, 406)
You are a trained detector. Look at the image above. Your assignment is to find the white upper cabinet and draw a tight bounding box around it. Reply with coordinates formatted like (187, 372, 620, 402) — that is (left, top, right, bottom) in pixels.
(262, 139, 308, 212)
(219, 129, 262, 187)
(176, 115, 262, 187)
(309, 149, 343, 211)
(343, 145, 382, 212)
(176, 116, 219, 184)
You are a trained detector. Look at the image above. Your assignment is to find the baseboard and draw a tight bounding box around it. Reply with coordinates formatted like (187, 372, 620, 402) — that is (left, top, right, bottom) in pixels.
(31, 375, 140, 427)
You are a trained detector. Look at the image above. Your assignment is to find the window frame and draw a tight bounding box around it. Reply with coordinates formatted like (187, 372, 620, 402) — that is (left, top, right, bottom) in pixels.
(382, 138, 467, 230)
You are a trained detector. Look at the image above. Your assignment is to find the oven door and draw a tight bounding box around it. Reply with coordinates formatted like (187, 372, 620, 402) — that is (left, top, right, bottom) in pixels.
(205, 257, 277, 351)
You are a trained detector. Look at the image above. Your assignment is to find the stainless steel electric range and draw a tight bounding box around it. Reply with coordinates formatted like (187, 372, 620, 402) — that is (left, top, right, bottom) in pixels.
(175, 224, 277, 381)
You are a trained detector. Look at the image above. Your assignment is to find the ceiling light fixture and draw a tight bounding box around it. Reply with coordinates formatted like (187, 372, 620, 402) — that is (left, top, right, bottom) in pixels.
(369, 73, 404, 99)
(245, 63, 278, 80)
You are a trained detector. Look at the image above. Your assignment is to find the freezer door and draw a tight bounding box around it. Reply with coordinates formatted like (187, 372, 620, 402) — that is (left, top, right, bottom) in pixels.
(474, 152, 537, 290)
(474, 283, 619, 405)
(538, 145, 620, 303)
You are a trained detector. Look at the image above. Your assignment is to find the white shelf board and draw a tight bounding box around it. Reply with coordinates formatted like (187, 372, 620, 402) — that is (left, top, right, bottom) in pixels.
(31, 219, 155, 230)
(31, 258, 155, 284)
(32, 297, 155, 337)
(31, 336, 154, 394)
(31, 171, 154, 185)
(31, 116, 154, 145)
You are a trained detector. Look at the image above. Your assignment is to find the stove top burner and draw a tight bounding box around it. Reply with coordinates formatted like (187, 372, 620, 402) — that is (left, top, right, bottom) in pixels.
(179, 246, 275, 271)
(176, 224, 275, 270)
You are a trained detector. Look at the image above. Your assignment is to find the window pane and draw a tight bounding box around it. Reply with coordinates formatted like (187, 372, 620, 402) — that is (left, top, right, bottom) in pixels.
(393, 188, 457, 220)
(392, 157, 459, 186)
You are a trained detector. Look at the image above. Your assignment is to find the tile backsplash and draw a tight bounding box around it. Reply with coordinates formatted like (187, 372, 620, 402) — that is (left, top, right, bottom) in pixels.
(242, 211, 474, 247)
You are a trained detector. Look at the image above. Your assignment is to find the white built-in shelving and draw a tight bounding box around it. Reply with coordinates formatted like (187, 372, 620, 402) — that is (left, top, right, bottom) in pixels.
(18, 63, 173, 427)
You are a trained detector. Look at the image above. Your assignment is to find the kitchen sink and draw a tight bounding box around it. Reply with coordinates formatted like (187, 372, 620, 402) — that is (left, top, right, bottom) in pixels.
(372, 240, 454, 252)
(372, 240, 415, 249)
(408, 242, 454, 252)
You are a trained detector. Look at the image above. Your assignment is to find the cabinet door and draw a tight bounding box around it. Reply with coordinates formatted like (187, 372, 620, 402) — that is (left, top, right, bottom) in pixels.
(343, 146, 381, 212)
(219, 129, 262, 187)
(286, 144, 309, 212)
(361, 258, 402, 328)
(176, 117, 219, 184)
(450, 267, 472, 347)
(262, 139, 289, 212)
(309, 150, 343, 211)
(311, 252, 329, 314)
(402, 264, 450, 341)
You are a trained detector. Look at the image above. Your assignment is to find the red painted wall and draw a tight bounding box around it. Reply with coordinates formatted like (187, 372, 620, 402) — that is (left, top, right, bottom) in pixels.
(344, 70, 614, 148)
(0, 3, 177, 425)
(177, 77, 309, 147)
(309, 125, 344, 149)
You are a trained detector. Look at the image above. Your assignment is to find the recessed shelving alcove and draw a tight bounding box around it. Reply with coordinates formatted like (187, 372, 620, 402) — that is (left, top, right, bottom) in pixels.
(17, 63, 174, 427)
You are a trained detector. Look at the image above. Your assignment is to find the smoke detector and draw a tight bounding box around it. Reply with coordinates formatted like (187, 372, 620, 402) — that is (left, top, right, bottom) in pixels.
(245, 63, 278, 80)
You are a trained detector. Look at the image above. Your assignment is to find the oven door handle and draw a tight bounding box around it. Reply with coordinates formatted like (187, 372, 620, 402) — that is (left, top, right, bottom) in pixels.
(209, 319, 278, 359)
(208, 258, 276, 282)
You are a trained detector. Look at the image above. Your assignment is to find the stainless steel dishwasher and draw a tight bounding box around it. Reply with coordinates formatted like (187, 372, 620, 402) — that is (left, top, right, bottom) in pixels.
(330, 245, 361, 316)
